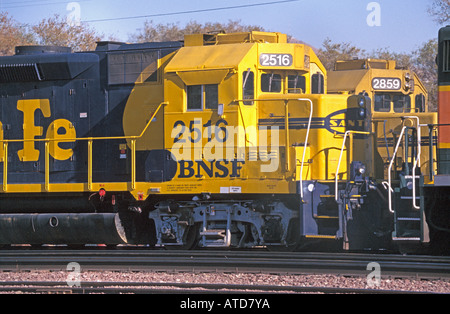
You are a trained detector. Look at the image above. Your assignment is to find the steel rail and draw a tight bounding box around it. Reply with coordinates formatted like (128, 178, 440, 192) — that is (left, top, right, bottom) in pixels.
(0, 280, 439, 294)
(0, 250, 449, 279)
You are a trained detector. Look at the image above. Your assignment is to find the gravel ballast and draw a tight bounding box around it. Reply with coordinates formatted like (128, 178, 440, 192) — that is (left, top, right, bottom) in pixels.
(0, 270, 448, 293)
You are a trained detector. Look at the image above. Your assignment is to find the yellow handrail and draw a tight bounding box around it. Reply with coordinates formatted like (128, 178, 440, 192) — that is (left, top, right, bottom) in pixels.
(2, 143, 7, 192)
(232, 98, 313, 198)
(1, 102, 165, 192)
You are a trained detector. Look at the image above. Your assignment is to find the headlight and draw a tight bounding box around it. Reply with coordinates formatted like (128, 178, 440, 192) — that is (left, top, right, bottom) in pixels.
(358, 97, 365, 107)
(358, 165, 366, 175)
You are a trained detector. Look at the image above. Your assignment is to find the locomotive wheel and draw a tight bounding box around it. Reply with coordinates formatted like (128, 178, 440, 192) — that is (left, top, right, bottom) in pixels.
(164, 224, 199, 250)
(266, 219, 300, 252)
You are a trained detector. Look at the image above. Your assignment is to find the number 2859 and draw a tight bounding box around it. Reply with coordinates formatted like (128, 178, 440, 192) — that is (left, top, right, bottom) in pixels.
(372, 77, 401, 90)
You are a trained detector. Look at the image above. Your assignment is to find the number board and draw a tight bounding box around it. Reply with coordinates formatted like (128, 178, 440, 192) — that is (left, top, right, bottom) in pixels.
(259, 54, 293, 67)
(371, 77, 401, 90)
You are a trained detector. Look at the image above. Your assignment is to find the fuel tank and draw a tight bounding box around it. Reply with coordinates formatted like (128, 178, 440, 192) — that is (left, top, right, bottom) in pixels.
(0, 213, 128, 245)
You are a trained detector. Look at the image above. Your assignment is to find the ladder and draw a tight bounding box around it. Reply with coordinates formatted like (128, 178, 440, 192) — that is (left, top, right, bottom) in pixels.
(387, 118, 425, 241)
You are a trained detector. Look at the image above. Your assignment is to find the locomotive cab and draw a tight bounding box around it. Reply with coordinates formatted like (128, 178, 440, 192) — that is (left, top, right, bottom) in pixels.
(159, 31, 328, 184)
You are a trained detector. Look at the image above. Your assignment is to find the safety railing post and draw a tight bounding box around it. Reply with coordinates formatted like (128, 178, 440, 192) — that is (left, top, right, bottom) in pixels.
(45, 141, 50, 192)
(131, 139, 136, 190)
(2, 142, 7, 192)
(88, 139, 93, 191)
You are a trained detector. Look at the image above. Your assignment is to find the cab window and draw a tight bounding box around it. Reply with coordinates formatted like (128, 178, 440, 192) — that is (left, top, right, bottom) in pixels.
(374, 94, 391, 112)
(393, 95, 411, 113)
(288, 75, 306, 93)
(261, 73, 282, 92)
(374, 93, 411, 113)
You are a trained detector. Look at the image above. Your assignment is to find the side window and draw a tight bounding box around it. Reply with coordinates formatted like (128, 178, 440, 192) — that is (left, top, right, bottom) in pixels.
(415, 94, 426, 112)
(311, 73, 324, 94)
(374, 94, 391, 112)
(288, 75, 306, 93)
(187, 85, 202, 110)
(261, 73, 282, 92)
(205, 84, 218, 109)
(187, 84, 218, 110)
(243, 70, 254, 105)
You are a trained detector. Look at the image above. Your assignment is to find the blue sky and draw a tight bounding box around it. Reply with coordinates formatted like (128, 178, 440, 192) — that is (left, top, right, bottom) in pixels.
(0, 0, 442, 53)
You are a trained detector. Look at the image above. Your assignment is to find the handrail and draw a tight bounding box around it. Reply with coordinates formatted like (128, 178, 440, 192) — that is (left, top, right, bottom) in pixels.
(0, 102, 165, 145)
(334, 130, 371, 202)
(387, 126, 407, 213)
(386, 116, 422, 212)
(233, 98, 313, 198)
(404, 116, 421, 210)
(1, 102, 165, 192)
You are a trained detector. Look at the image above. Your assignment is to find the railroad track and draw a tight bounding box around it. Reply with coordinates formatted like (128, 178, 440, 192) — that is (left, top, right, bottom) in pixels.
(0, 280, 438, 294)
(0, 249, 449, 279)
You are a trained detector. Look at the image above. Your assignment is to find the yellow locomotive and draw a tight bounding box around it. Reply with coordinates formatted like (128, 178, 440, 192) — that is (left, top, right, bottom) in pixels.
(328, 59, 437, 180)
(0, 30, 444, 252)
(124, 31, 351, 248)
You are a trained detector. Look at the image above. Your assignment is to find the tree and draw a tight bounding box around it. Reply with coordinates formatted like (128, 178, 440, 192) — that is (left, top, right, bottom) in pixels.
(316, 38, 366, 71)
(411, 39, 438, 111)
(370, 48, 413, 69)
(0, 12, 34, 56)
(129, 19, 265, 43)
(32, 14, 101, 52)
(428, 0, 450, 24)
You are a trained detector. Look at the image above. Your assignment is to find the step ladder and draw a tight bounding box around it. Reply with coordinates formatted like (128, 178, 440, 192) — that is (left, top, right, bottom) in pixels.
(388, 120, 426, 242)
(392, 174, 422, 241)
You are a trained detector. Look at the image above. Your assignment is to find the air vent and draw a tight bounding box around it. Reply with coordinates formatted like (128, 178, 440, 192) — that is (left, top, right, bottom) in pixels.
(15, 45, 72, 55)
(0, 63, 42, 83)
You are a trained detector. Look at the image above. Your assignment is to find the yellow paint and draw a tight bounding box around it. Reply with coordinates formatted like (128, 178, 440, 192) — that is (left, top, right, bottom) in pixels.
(438, 143, 450, 149)
(45, 119, 77, 160)
(17, 99, 51, 161)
